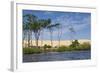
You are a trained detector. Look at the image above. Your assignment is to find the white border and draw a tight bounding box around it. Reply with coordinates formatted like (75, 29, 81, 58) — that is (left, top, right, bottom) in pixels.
(11, 1, 97, 72)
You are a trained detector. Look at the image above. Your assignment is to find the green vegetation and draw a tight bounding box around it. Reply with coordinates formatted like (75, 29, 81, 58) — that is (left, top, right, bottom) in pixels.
(23, 40, 91, 54)
(54, 40, 90, 52)
(23, 48, 43, 54)
(43, 44, 52, 49)
(70, 40, 80, 47)
(56, 43, 90, 52)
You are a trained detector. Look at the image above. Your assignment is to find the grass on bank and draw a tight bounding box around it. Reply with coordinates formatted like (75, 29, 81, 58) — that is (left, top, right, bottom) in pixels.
(23, 48, 43, 54)
(56, 43, 90, 52)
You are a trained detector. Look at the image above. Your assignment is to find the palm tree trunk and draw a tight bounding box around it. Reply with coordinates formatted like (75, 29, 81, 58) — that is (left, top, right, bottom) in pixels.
(41, 31, 43, 48)
(34, 33, 40, 48)
(58, 38, 60, 47)
(28, 30, 31, 48)
(23, 31, 26, 48)
(58, 27, 62, 48)
(28, 32, 30, 47)
(57, 28, 60, 48)
(50, 31, 53, 47)
(35, 38, 39, 48)
(30, 31, 32, 47)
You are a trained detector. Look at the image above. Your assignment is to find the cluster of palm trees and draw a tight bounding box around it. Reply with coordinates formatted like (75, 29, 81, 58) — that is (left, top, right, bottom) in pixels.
(23, 13, 76, 49)
(23, 14, 61, 48)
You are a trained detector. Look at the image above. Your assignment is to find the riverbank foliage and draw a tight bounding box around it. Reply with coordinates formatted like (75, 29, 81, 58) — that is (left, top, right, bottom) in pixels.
(23, 40, 91, 54)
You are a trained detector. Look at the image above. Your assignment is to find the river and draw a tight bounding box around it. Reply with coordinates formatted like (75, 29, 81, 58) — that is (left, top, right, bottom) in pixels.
(23, 50, 91, 62)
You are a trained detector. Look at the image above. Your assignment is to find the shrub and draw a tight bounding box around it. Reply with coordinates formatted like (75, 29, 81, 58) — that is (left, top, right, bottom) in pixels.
(43, 44, 52, 48)
(57, 46, 68, 52)
(79, 42, 91, 50)
(70, 40, 80, 48)
(47, 45, 52, 48)
(69, 42, 91, 51)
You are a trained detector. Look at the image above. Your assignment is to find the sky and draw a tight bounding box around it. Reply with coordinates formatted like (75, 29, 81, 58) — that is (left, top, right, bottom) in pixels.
(23, 10, 91, 40)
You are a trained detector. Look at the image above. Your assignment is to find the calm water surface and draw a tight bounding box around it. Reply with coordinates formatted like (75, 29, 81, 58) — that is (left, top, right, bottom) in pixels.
(23, 51, 91, 62)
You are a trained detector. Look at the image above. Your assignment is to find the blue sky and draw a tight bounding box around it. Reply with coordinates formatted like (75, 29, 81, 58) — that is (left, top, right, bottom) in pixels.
(23, 10, 91, 40)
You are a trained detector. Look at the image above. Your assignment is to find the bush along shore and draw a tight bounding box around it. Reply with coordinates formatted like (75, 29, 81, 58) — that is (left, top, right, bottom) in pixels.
(23, 40, 91, 54)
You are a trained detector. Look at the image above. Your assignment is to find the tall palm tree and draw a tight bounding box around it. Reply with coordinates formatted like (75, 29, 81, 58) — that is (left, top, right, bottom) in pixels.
(23, 22, 30, 47)
(47, 23, 60, 47)
(31, 21, 41, 48)
(55, 23, 62, 47)
(68, 25, 76, 42)
(47, 25, 53, 47)
(23, 14, 37, 47)
(39, 19, 51, 47)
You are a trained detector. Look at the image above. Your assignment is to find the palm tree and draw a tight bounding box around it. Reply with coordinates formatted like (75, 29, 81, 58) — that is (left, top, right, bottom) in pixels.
(39, 19, 51, 47)
(68, 25, 76, 42)
(47, 25, 53, 47)
(23, 24, 26, 47)
(55, 23, 62, 47)
(23, 14, 37, 47)
(31, 21, 41, 48)
(31, 19, 51, 48)
(47, 23, 60, 47)
(23, 22, 30, 47)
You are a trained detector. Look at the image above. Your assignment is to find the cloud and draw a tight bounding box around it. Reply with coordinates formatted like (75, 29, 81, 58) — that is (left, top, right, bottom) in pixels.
(41, 12, 91, 40)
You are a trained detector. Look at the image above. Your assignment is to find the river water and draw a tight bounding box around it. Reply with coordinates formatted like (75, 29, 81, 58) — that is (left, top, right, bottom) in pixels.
(23, 51, 91, 62)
